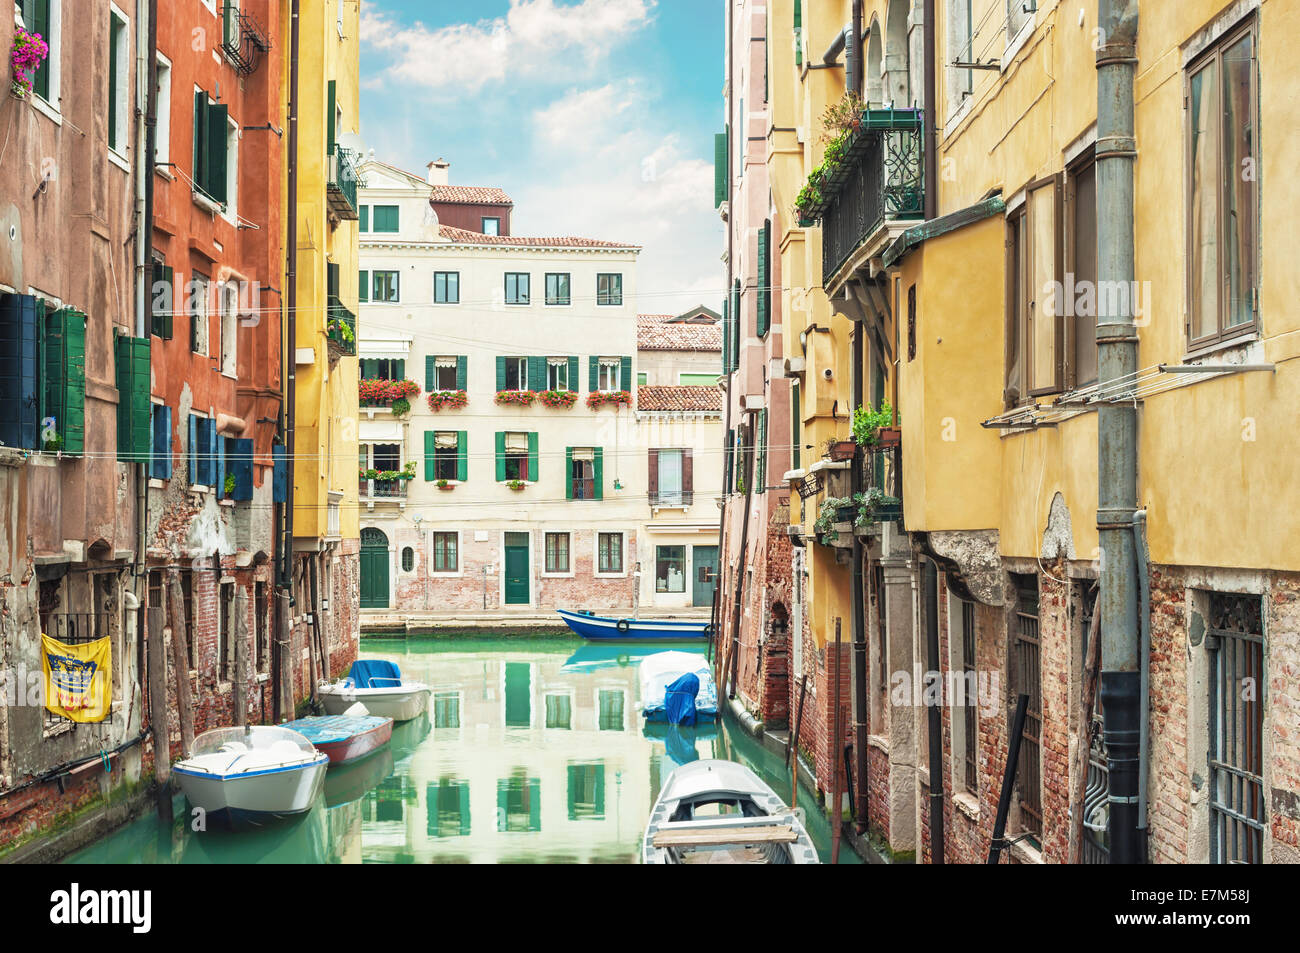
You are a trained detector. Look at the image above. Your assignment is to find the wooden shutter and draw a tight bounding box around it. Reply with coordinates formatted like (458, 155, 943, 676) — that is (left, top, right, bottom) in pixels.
(757, 220, 771, 337)
(326, 80, 336, 156)
(425, 355, 435, 391)
(30, 0, 50, 100)
(721, 297, 730, 375)
(205, 102, 229, 203)
(456, 356, 468, 391)
(115, 335, 151, 463)
(456, 432, 468, 482)
(527, 356, 545, 392)
(566, 356, 577, 392)
(731, 279, 741, 368)
(359, 206, 369, 232)
(44, 307, 86, 454)
(188, 414, 198, 483)
(152, 264, 174, 339)
(495, 432, 506, 481)
(682, 449, 693, 495)
(272, 444, 287, 502)
(756, 409, 768, 488)
(565, 448, 574, 500)
(395, 359, 405, 380)
(496, 356, 507, 391)
(0, 295, 38, 450)
(193, 92, 208, 195)
(153, 406, 173, 480)
(209, 420, 221, 489)
(527, 432, 539, 481)
(724, 428, 734, 495)
(588, 356, 599, 391)
(327, 261, 339, 298)
(619, 356, 632, 391)
(648, 448, 659, 502)
(358, 270, 368, 303)
(231, 438, 254, 500)
(424, 430, 435, 480)
(592, 448, 603, 500)
(714, 132, 728, 208)
(791, 382, 801, 470)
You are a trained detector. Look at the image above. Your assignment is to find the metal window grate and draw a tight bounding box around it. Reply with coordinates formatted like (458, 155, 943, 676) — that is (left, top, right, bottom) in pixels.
(1013, 577, 1042, 836)
(1077, 586, 1109, 864)
(1208, 592, 1265, 864)
(961, 599, 978, 793)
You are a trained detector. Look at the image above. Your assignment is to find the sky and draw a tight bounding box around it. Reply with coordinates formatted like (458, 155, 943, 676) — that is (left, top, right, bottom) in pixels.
(357, 0, 725, 316)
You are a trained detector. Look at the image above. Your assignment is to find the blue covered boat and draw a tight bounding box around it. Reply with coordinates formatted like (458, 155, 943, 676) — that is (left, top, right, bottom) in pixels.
(640, 651, 718, 724)
(557, 609, 711, 641)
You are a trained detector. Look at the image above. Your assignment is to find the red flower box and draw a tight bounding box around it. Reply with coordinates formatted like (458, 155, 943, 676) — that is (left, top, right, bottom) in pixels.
(586, 390, 633, 410)
(427, 390, 468, 411)
(495, 390, 536, 407)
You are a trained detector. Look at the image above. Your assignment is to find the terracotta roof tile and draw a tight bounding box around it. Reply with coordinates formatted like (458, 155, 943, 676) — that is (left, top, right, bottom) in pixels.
(437, 225, 639, 249)
(636, 315, 722, 351)
(430, 184, 514, 206)
(638, 385, 722, 412)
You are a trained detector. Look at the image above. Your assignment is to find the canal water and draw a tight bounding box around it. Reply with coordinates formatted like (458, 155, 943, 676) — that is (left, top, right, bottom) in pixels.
(68, 636, 859, 864)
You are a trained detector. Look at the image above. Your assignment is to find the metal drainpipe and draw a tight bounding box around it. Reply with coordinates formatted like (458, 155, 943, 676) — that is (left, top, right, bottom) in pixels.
(716, 0, 736, 694)
(850, 322, 869, 830)
(923, 557, 944, 863)
(284, 0, 300, 594)
(923, 0, 937, 220)
(1133, 508, 1151, 854)
(849, 1, 863, 97)
(1095, 0, 1142, 865)
(134, 0, 158, 600)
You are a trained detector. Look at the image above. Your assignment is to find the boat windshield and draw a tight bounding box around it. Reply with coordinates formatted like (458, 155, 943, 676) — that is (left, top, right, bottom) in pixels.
(190, 726, 316, 759)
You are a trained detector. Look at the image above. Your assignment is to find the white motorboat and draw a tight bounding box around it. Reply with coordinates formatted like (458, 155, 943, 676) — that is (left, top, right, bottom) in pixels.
(172, 725, 328, 825)
(642, 759, 821, 864)
(318, 660, 431, 722)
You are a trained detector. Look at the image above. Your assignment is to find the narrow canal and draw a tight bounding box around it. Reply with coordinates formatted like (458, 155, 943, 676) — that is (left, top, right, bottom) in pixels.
(68, 636, 859, 864)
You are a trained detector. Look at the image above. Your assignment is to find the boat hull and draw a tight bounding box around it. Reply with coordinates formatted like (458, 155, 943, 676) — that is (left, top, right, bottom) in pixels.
(282, 715, 394, 765)
(316, 720, 392, 765)
(173, 757, 328, 825)
(557, 609, 710, 641)
(318, 683, 431, 722)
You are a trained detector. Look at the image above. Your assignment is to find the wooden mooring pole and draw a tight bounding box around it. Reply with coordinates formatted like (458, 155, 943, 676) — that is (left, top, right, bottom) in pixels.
(146, 606, 172, 824)
(831, 617, 843, 864)
(166, 572, 195, 756)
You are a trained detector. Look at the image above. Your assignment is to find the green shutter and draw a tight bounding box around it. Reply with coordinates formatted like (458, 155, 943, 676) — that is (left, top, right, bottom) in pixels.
(731, 280, 741, 367)
(395, 359, 405, 380)
(31, 0, 50, 100)
(721, 297, 730, 375)
(359, 205, 369, 232)
(457, 432, 468, 481)
(756, 409, 768, 489)
(791, 383, 801, 470)
(44, 308, 86, 454)
(619, 356, 632, 392)
(565, 448, 574, 500)
(206, 103, 229, 204)
(456, 356, 467, 391)
(115, 335, 151, 462)
(724, 427, 734, 494)
(714, 132, 728, 208)
(566, 356, 577, 392)
(588, 356, 598, 391)
(151, 264, 174, 339)
(326, 80, 337, 156)
(593, 447, 603, 500)
(327, 261, 339, 298)
(495, 432, 506, 482)
(425, 355, 435, 391)
(358, 270, 368, 303)
(424, 430, 435, 480)
(496, 356, 506, 392)
(527, 356, 545, 392)
(756, 220, 770, 338)
(794, 0, 803, 66)
(527, 432, 539, 482)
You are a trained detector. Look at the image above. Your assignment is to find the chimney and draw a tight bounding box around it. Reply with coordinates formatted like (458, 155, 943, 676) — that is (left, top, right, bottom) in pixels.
(427, 158, 450, 186)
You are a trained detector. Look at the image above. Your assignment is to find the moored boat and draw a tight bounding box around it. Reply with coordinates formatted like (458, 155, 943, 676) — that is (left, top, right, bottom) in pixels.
(281, 714, 393, 765)
(318, 660, 431, 722)
(172, 725, 329, 826)
(639, 650, 718, 724)
(642, 759, 820, 864)
(557, 608, 711, 641)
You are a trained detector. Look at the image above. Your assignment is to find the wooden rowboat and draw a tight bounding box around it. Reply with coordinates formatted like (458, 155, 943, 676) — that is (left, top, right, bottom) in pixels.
(281, 714, 393, 766)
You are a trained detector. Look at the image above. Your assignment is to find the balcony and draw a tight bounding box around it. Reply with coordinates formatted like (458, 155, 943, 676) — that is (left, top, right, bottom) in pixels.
(326, 295, 356, 361)
(221, 4, 271, 75)
(327, 147, 361, 221)
(815, 108, 924, 289)
(864, 442, 903, 526)
(359, 477, 408, 501)
(650, 490, 694, 508)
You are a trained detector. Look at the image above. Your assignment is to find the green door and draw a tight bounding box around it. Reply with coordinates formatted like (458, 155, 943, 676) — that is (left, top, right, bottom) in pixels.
(692, 545, 719, 607)
(504, 532, 530, 605)
(360, 528, 390, 609)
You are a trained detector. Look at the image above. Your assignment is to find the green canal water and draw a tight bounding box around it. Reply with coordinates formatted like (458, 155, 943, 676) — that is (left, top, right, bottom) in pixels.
(67, 636, 859, 864)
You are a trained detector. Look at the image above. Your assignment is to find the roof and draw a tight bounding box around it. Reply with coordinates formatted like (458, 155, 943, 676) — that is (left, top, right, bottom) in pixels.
(638, 385, 722, 412)
(429, 184, 514, 206)
(637, 314, 723, 351)
(437, 225, 639, 250)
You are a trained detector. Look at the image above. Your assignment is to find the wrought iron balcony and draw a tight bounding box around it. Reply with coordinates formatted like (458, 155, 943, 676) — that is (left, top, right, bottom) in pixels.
(326, 294, 356, 359)
(650, 490, 694, 507)
(818, 108, 924, 286)
(359, 477, 408, 500)
(327, 146, 361, 221)
(221, 4, 271, 75)
(865, 442, 903, 525)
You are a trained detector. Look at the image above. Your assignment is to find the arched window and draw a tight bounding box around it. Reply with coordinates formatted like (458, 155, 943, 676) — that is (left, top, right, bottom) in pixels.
(865, 19, 883, 105)
(401, 546, 415, 573)
(884, 0, 912, 107)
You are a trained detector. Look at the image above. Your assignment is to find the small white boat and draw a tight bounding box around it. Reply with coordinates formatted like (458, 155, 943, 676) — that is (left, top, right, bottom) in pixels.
(318, 660, 431, 722)
(172, 726, 328, 825)
(642, 759, 820, 864)
(639, 651, 718, 723)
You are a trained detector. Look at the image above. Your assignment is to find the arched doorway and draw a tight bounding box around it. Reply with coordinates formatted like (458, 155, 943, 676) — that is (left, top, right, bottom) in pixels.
(360, 527, 390, 609)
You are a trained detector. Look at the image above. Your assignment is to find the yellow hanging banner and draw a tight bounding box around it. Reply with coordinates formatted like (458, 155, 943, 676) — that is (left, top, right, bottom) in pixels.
(41, 634, 112, 723)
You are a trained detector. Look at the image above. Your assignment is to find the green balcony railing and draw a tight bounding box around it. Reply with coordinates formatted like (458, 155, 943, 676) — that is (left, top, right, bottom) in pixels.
(326, 295, 356, 358)
(327, 146, 361, 221)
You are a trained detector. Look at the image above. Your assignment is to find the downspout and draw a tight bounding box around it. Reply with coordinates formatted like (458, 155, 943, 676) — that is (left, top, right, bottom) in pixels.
(1095, 0, 1142, 865)
(850, 323, 869, 830)
(923, 557, 945, 863)
(135, 0, 157, 597)
(849, 1, 863, 98)
(1133, 508, 1150, 855)
(284, 0, 299, 594)
(923, 0, 937, 220)
(716, 0, 736, 692)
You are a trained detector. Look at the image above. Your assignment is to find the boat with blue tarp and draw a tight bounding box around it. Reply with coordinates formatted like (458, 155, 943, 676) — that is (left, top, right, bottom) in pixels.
(318, 660, 431, 722)
(639, 650, 718, 724)
(557, 608, 712, 641)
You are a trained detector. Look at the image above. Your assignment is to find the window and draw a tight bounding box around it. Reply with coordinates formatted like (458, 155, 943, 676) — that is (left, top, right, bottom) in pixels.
(496, 772, 540, 832)
(637, 372, 648, 386)
(154, 55, 172, 166)
(433, 693, 460, 729)
(1207, 592, 1264, 864)
(108, 9, 128, 155)
(567, 447, 600, 500)
(372, 270, 399, 303)
(430, 356, 459, 391)
(1011, 574, 1042, 839)
(545, 273, 571, 306)
(192, 91, 229, 204)
(504, 272, 530, 305)
(676, 372, 712, 386)
(503, 357, 527, 391)
(945, 0, 974, 114)
(655, 546, 686, 593)
(1007, 0, 1032, 41)
(223, 116, 240, 223)
(1005, 176, 1062, 405)
(598, 690, 625, 731)
(18, 0, 56, 105)
(482, 216, 500, 235)
(546, 357, 571, 391)
(372, 205, 399, 232)
(501, 431, 531, 481)
(401, 547, 414, 572)
(597, 358, 620, 393)
(360, 358, 404, 381)
(544, 533, 570, 573)
(188, 413, 217, 487)
(358, 269, 368, 303)
(432, 431, 458, 481)
(254, 581, 267, 673)
(951, 590, 977, 794)
(180, 570, 195, 669)
(217, 581, 234, 682)
(433, 532, 458, 572)
(567, 762, 606, 819)
(596, 273, 622, 306)
(1187, 19, 1258, 347)
(434, 271, 459, 304)
(1067, 156, 1098, 388)
(149, 258, 173, 339)
(219, 282, 237, 377)
(598, 533, 623, 574)
(649, 449, 691, 506)
(545, 693, 572, 729)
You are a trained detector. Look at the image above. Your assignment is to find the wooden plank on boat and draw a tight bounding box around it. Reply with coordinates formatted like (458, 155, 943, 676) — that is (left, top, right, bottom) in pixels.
(652, 825, 797, 848)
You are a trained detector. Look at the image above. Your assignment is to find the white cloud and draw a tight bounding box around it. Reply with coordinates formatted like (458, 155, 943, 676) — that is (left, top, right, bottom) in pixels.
(362, 0, 656, 94)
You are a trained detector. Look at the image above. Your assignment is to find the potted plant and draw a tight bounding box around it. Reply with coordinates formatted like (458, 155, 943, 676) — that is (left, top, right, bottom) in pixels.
(506, 479, 526, 491)
(435, 478, 453, 490)
(537, 389, 578, 409)
(390, 396, 411, 418)
(10, 29, 49, 100)
(813, 496, 852, 543)
(852, 400, 895, 448)
(224, 473, 236, 496)
(427, 389, 468, 411)
(825, 436, 856, 462)
(495, 390, 536, 407)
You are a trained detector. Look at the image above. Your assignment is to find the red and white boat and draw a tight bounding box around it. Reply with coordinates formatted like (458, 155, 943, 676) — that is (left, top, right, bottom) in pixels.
(281, 714, 394, 765)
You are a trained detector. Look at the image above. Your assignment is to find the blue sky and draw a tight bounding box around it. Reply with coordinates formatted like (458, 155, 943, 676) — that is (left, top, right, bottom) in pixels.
(358, 0, 725, 314)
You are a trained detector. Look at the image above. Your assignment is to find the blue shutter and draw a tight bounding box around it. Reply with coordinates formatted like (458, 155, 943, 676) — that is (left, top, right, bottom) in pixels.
(0, 294, 39, 450)
(272, 444, 287, 502)
(208, 420, 219, 488)
(217, 432, 227, 497)
(231, 438, 254, 500)
(188, 414, 198, 484)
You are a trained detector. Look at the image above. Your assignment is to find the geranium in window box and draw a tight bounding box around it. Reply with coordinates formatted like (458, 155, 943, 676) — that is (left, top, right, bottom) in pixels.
(495, 390, 536, 406)
(505, 479, 527, 491)
(537, 389, 578, 409)
(435, 479, 454, 490)
(10, 29, 49, 100)
(427, 389, 468, 411)
(586, 390, 632, 410)
(359, 378, 420, 407)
